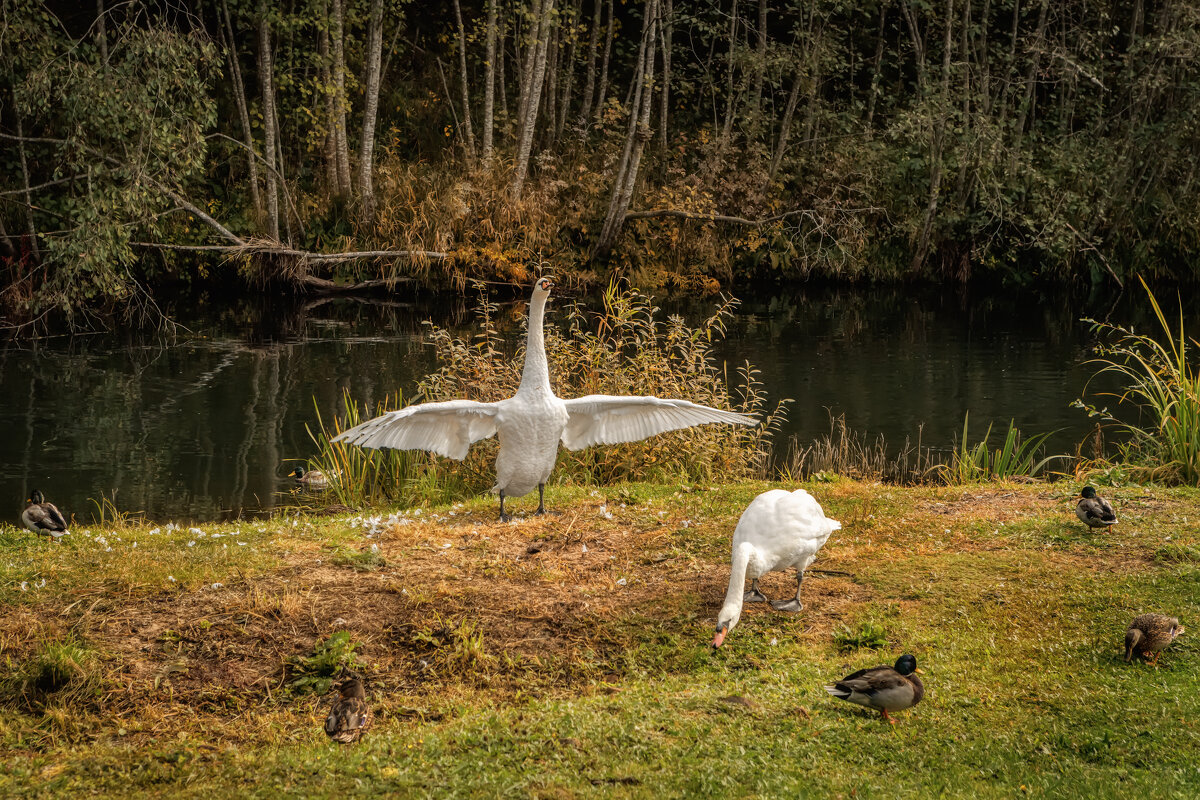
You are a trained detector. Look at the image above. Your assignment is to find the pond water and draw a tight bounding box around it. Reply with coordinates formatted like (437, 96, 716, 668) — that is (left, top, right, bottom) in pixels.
(0, 282, 1173, 523)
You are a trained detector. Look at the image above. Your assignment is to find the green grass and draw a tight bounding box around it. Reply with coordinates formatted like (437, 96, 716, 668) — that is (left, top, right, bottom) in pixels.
(1, 480, 1199, 797)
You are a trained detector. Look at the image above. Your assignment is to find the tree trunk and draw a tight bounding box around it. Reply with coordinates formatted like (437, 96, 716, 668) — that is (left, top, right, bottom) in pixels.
(768, 63, 803, 181)
(593, 0, 614, 121)
(545, 8, 560, 142)
(1013, 0, 1049, 138)
(498, 10, 509, 122)
(515, 0, 544, 143)
(482, 0, 498, 161)
(866, 1, 888, 130)
(453, 0, 477, 164)
(13, 108, 39, 261)
(318, 25, 339, 191)
(220, 0, 263, 219)
(592, 0, 659, 259)
(658, 0, 672, 151)
(96, 0, 108, 64)
(911, 0, 954, 273)
(580, 0, 602, 123)
(719, 0, 740, 148)
(330, 0, 352, 196)
(555, 0, 581, 142)
(750, 0, 767, 120)
(257, 3, 280, 240)
(511, 0, 558, 198)
(358, 0, 384, 217)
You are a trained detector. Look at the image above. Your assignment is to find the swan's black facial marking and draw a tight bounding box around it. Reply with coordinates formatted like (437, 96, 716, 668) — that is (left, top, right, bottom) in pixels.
(538, 277, 554, 291)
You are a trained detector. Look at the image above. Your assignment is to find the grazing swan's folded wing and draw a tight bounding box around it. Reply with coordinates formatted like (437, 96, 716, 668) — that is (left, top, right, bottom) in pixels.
(560, 395, 757, 451)
(332, 400, 499, 460)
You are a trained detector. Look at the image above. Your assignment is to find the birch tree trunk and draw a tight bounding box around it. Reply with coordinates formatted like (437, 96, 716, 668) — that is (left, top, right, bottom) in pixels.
(511, 0, 557, 198)
(330, 0, 352, 196)
(257, 3, 280, 240)
(358, 0, 384, 217)
(719, 0, 740, 148)
(453, 0, 477, 164)
(13, 108, 39, 261)
(220, 0, 262, 218)
(592, 0, 659, 259)
(318, 25, 338, 190)
(482, 0, 498, 161)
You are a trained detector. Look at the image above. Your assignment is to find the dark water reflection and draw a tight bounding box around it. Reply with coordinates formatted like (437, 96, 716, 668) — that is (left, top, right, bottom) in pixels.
(0, 283, 1180, 523)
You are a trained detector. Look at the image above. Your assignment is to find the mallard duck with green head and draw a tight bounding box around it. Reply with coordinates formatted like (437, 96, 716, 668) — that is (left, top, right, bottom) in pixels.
(291, 466, 330, 491)
(22, 490, 69, 541)
(1076, 486, 1117, 529)
(324, 673, 373, 743)
(824, 654, 925, 724)
(1125, 614, 1184, 665)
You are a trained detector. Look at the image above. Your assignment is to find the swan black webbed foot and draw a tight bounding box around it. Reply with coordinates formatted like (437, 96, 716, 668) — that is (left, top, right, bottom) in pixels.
(770, 572, 805, 612)
(499, 491, 512, 523)
(535, 483, 547, 515)
(743, 579, 769, 604)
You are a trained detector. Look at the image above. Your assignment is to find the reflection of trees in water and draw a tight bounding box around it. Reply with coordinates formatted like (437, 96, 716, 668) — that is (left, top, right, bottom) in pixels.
(0, 295, 445, 521)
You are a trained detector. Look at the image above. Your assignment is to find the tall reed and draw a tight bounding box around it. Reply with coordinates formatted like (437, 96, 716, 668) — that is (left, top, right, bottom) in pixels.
(1078, 277, 1200, 484)
(933, 412, 1061, 484)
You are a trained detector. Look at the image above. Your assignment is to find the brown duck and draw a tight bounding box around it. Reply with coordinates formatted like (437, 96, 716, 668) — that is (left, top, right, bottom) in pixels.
(1125, 614, 1184, 665)
(824, 654, 925, 724)
(324, 674, 373, 743)
(22, 490, 69, 541)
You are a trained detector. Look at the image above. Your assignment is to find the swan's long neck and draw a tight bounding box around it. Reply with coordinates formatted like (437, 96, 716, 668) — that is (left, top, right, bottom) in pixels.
(518, 292, 550, 394)
(717, 542, 755, 632)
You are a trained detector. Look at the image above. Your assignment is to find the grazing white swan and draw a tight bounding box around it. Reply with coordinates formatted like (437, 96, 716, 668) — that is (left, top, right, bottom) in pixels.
(334, 277, 757, 520)
(711, 488, 840, 647)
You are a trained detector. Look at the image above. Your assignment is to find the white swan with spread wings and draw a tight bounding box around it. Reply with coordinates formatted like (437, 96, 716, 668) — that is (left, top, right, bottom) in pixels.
(334, 277, 757, 520)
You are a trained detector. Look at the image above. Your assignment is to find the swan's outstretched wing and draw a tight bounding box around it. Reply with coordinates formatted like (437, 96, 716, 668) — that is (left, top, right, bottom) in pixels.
(332, 399, 500, 460)
(560, 395, 757, 451)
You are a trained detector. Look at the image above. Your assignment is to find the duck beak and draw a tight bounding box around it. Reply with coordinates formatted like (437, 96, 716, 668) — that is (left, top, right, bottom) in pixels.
(914, 668, 925, 674)
(711, 626, 728, 649)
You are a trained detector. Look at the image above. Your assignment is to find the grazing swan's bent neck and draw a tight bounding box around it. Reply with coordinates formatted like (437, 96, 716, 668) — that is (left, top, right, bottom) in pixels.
(517, 286, 551, 394)
(714, 542, 754, 646)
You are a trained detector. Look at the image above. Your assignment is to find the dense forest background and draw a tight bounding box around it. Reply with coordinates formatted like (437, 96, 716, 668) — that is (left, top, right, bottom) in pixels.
(1, 0, 1198, 329)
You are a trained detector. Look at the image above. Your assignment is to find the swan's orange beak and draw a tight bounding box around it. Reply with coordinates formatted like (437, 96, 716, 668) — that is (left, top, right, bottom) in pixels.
(712, 626, 727, 649)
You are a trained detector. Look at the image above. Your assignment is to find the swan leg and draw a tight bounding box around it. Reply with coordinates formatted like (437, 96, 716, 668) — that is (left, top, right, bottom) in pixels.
(535, 484, 546, 515)
(770, 571, 805, 612)
(498, 491, 511, 523)
(743, 580, 769, 603)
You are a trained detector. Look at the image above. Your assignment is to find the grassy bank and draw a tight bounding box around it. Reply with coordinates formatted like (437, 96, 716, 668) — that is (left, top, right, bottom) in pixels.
(1, 479, 1199, 798)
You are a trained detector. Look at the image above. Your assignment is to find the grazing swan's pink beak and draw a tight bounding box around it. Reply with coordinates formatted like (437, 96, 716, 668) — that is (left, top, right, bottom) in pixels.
(712, 626, 728, 648)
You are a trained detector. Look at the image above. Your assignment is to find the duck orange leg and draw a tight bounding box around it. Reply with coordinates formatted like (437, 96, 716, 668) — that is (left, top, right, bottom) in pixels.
(881, 709, 896, 725)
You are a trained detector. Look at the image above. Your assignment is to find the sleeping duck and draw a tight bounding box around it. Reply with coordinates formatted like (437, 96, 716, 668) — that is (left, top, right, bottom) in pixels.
(825, 654, 924, 724)
(324, 673, 372, 743)
(290, 467, 330, 491)
(1076, 486, 1117, 529)
(1125, 613, 1184, 665)
(22, 490, 69, 541)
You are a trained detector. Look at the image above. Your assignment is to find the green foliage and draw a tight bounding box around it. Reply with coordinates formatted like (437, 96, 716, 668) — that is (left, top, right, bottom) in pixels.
(934, 413, 1061, 484)
(1078, 278, 1200, 485)
(286, 632, 364, 695)
(2, 7, 216, 322)
(830, 619, 890, 652)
